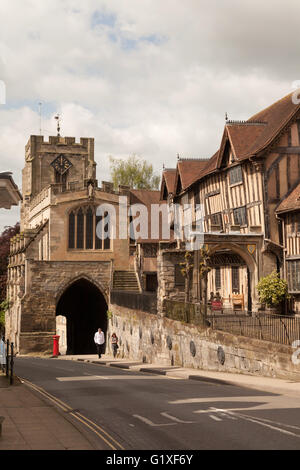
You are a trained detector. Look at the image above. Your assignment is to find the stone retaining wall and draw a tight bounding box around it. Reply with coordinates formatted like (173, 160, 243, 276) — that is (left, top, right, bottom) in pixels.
(108, 303, 300, 380)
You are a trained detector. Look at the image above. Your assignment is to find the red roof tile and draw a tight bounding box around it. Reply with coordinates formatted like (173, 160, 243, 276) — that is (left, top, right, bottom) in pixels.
(276, 183, 300, 214)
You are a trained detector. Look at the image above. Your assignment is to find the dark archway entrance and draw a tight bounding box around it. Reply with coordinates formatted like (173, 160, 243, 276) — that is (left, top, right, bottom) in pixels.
(56, 278, 108, 355)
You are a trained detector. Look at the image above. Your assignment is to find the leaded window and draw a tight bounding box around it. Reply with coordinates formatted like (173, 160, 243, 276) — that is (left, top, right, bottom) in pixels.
(68, 206, 112, 251)
(233, 206, 247, 226)
(76, 208, 84, 249)
(86, 208, 93, 249)
(211, 212, 223, 228)
(232, 266, 240, 293)
(287, 260, 300, 292)
(69, 212, 75, 249)
(229, 165, 243, 185)
(215, 267, 221, 290)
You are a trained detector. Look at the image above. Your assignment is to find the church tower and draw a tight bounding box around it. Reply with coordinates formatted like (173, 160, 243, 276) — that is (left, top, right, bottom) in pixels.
(21, 135, 96, 230)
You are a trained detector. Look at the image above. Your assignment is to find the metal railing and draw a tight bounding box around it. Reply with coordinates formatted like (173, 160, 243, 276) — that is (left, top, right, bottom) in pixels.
(163, 299, 300, 346)
(0, 338, 14, 385)
(209, 312, 300, 346)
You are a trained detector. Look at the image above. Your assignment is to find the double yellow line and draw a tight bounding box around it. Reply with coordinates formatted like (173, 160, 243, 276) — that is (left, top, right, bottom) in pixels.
(21, 377, 125, 450)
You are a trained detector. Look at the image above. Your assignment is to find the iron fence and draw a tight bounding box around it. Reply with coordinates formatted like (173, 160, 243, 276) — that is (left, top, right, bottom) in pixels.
(163, 299, 300, 346)
(209, 312, 300, 346)
(0, 337, 14, 384)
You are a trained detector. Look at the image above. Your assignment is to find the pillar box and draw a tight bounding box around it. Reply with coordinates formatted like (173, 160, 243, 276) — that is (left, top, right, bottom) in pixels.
(52, 335, 60, 357)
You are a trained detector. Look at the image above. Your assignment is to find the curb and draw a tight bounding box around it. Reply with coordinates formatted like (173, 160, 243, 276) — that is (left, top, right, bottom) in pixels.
(61, 356, 300, 395)
(72, 357, 237, 385)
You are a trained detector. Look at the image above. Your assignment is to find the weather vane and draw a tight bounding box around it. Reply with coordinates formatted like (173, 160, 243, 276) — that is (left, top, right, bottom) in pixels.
(54, 114, 61, 137)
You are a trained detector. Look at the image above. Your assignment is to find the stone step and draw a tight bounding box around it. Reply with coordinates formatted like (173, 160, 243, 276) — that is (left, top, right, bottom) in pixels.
(113, 270, 140, 292)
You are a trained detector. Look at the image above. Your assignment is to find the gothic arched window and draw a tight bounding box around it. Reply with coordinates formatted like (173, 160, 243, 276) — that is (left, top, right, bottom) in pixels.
(68, 206, 112, 251)
(69, 211, 75, 249)
(76, 208, 84, 249)
(86, 207, 94, 249)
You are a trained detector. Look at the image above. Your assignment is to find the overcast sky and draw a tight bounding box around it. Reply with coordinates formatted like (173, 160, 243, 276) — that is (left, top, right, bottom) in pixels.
(0, 0, 298, 231)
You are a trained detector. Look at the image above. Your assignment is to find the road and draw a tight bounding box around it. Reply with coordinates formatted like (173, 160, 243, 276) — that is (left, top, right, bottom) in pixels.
(14, 357, 300, 450)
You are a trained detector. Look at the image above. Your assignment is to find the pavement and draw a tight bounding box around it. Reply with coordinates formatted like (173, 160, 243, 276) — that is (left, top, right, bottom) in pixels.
(0, 354, 300, 450)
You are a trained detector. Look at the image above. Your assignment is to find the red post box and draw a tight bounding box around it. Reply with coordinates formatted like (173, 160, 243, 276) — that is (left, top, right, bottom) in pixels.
(52, 335, 60, 357)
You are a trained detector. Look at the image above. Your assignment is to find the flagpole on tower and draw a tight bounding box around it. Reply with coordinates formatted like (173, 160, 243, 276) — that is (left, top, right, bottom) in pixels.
(54, 114, 61, 137)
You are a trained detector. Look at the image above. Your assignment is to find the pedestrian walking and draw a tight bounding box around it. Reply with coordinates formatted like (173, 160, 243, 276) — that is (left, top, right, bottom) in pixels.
(94, 328, 105, 358)
(111, 333, 119, 358)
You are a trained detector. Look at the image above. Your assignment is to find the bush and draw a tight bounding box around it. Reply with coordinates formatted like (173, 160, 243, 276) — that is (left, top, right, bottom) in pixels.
(257, 271, 289, 307)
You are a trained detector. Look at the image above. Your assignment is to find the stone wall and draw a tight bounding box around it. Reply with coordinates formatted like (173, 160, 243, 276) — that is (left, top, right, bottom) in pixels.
(108, 303, 300, 380)
(17, 260, 111, 354)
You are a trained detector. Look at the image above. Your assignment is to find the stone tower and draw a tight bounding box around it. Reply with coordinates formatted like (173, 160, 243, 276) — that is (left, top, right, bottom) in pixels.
(6, 135, 136, 355)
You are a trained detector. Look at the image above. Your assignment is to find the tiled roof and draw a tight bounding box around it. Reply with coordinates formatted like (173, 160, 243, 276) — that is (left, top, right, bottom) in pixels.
(161, 169, 176, 195)
(175, 91, 300, 194)
(276, 183, 300, 214)
(129, 189, 171, 242)
(175, 159, 210, 192)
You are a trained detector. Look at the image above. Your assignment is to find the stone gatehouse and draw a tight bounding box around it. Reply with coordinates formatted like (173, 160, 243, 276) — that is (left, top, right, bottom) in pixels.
(6, 134, 159, 354)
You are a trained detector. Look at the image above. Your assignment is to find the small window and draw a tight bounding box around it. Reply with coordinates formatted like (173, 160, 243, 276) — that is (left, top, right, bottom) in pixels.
(233, 206, 247, 226)
(215, 267, 221, 290)
(232, 266, 240, 293)
(229, 165, 243, 185)
(211, 212, 223, 228)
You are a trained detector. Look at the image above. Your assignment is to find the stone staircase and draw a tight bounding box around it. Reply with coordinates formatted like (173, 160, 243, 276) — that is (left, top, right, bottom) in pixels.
(112, 271, 140, 292)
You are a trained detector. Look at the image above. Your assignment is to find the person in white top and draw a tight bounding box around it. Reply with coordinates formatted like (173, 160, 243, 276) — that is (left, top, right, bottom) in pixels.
(94, 328, 105, 358)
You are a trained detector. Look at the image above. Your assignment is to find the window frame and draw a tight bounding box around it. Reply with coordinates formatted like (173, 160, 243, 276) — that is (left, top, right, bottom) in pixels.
(229, 165, 243, 186)
(233, 206, 247, 227)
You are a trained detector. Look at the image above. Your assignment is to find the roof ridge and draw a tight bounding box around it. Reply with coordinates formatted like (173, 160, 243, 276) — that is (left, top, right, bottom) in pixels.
(227, 120, 267, 125)
(178, 157, 209, 161)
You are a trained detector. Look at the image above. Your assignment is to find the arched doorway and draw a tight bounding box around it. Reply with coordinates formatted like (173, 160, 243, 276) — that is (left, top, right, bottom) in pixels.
(56, 278, 108, 355)
(206, 243, 258, 312)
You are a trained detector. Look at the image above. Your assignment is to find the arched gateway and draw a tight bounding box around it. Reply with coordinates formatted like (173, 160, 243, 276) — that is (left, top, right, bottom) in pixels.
(6, 134, 134, 355)
(56, 278, 108, 355)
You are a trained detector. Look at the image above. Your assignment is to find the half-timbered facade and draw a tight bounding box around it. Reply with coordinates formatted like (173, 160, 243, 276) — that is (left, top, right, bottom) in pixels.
(158, 92, 300, 313)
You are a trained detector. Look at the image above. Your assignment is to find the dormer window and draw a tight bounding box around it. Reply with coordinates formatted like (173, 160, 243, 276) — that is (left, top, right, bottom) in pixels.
(229, 165, 243, 186)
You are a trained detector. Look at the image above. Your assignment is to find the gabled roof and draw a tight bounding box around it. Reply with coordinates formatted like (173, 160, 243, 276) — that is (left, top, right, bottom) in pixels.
(220, 91, 300, 164)
(160, 168, 176, 200)
(276, 182, 300, 214)
(176, 91, 300, 195)
(174, 158, 210, 194)
(129, 189, 171, 242)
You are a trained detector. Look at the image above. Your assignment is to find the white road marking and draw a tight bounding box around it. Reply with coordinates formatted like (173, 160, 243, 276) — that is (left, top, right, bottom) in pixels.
(56, 375, 169, 382)
(209, 415, 222, 422)
(133, 415, 176, 427)
(206, 408, 300, 439)
(169, 396, 274, 405)
(160, 412, 194, 424)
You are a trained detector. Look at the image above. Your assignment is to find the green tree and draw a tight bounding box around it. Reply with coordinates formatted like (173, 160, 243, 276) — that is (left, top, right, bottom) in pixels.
(109, 155, 160, 190)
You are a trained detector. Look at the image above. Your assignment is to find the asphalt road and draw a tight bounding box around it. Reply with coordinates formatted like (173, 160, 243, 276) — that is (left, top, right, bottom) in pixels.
(14, 357, 300, 450)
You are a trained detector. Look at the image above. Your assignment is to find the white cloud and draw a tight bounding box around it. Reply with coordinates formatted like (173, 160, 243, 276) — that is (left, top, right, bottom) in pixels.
(0, 0, 299, 232)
